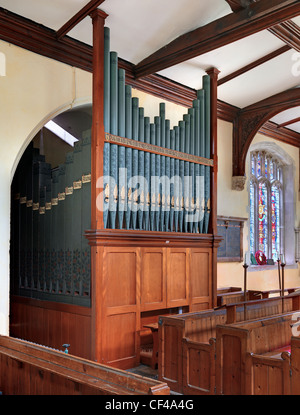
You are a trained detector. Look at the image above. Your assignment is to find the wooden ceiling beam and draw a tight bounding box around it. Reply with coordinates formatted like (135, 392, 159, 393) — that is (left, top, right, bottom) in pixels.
(218, 44, 290, 86)
(277, 116, 300, 128)
(134, 0, 300, 79)
(226, 0, 300, 52)
(56, 0, 106, 40)
(268, 20, 300, 52)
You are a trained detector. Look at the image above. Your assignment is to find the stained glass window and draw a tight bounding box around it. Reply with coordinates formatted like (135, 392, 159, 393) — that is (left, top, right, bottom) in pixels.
(250, 151, 283, 262)
(258, 181, 268, 256)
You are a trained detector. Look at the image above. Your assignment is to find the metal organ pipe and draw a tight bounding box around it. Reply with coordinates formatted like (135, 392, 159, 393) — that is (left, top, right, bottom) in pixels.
(103, 27, 213, 234)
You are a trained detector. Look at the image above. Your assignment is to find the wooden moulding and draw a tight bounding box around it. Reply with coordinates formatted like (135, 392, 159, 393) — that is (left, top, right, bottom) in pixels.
(85, 229, 222, 248)
(0, 335, 170, 395)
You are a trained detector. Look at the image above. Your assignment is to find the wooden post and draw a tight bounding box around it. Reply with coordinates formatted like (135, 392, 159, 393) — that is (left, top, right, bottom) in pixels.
(243, 263, 248, 320)
(206, 67, 220, 308)
(90, 9, 108, 230)
(89, 9, 108, 362)
(277, 256, 281, 291)
(281, 259, 286, 313)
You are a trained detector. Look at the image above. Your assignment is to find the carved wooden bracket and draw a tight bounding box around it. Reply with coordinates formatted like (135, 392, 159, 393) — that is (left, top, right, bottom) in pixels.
(232, 88, 300, 189)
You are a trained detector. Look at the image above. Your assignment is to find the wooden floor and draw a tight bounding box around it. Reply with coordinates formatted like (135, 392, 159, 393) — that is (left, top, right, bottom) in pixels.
(127, 365, 181, 395)
(127, 364, 158, 380)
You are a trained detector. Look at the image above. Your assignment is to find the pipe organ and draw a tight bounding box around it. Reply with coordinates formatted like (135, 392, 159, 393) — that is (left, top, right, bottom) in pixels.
(11, 134, 91, 307)
(10, 21, 220, 369)
(102, 28, 213, 234)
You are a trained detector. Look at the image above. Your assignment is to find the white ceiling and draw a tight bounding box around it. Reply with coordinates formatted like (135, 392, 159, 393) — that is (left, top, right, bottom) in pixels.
(0, 0, 299, 134)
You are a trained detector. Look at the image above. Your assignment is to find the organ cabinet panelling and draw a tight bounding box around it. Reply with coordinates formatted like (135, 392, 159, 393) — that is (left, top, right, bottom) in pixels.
(101, 247, 141, 369)
(167, 249, 189, 308)
(189, 248, 212, 311)
(141, 248, 166, 312)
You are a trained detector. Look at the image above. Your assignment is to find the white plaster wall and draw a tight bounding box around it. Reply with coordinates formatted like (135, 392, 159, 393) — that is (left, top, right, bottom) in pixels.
(0, 40, 92, 335)
(217, 119, 300, 291)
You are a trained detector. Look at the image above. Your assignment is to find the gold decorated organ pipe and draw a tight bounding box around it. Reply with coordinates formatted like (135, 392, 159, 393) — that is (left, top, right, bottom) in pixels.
(169, 129, 175, 232)
(138, 107, 145, 230)
(179, 120, 185, 233)
(144, 116, 151, 230)
(198, 89, 205, 234)
(183, 113, 190, 233)
(150, 122, 156, 231)
(188, 107, 196, 233)
(193, 98, 200, 233)
(118, 68, 126, 229)
(131, 96, 139, 230)
(109, 51, 118, 229)
(154, 116, 161, 232)
(125, 84, 132, 230)
(165, 119, 171, 232)
(160, 103, 166, 232)
(174, 125, 180, 232)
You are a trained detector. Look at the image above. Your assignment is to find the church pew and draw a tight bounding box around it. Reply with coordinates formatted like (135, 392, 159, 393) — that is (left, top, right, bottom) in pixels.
(290, 336, 300, 395)
(158, 293, 299, 394)
(256, 287, 300, 299)
(215, 312, 299, 395)
(216, 289, 262, 306)
(244, 347, 291, 395)
(217, 286, 242, 294)
(0, 336, 170, 395)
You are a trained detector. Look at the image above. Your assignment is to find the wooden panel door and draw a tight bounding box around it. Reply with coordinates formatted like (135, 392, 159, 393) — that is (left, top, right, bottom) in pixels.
(166, 248, 189, 308)
(140, 248, 166, 311)
(102, 247, 140, 369)
(189, 248, 212, 311)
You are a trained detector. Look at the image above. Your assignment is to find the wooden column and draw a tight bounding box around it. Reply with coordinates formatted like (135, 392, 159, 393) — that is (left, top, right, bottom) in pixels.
(206, 67, 220, 307)
(90, 9, 108, 230)
(89, 9, 108, 362)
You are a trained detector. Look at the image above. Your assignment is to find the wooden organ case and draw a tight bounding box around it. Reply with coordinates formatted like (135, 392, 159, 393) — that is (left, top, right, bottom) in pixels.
(86, 13, 221, 370)
(10, 11, 220, 371)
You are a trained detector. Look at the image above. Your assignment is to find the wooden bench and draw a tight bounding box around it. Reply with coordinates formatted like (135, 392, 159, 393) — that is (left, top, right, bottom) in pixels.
(217, 286, 242, 294)
(158, 292, 300, 394)
(0, 336, 170, 395)
(217, 287, 300, 306)
(258, 287, 300, 299)
(215, 312, 299, 395)
(217, 290, 262, 306)
(290, 336, 300, 395)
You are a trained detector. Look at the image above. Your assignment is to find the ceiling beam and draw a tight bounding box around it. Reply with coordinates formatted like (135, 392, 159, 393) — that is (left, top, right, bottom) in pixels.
(268, 20, 300, 52)
(218, 44, 290, 86)
(56, 0, 106, 40)
(277, 116, 300, 128)
(226, 0, 300, 52)
(134, 0, 300, 79)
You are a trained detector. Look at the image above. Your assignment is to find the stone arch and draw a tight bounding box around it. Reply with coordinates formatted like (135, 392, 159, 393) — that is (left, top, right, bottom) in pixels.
(11, 100, 92, 182)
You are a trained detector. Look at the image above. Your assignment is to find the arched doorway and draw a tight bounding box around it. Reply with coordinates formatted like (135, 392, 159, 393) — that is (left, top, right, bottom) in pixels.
(9, 105, 93, 359)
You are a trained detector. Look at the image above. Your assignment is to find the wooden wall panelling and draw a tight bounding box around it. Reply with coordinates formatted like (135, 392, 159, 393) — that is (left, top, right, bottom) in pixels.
(10, 296, 92, 360)
(141, 247, 166, 312)
(166, 248, 189, 309)
(101, 247, 141, 369)
(189, 248, 212, 311)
